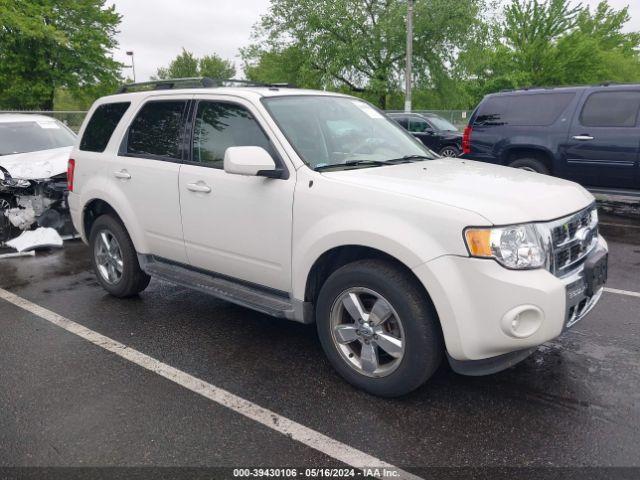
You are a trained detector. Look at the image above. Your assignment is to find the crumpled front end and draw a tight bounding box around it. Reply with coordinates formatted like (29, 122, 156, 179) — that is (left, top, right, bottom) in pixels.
(0, 166, 74, 243)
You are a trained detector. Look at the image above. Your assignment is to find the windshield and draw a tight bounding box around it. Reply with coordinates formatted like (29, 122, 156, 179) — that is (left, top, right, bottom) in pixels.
(262, 96, 435, 170)
(0, 120, 76, 156)
(426, 115, 458, 132)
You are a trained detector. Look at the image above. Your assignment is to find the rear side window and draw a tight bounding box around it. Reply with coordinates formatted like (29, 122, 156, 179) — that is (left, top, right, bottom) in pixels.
(580, 91, 640, 127)
(191, 101, 273, 169)
(80, 102, 130, 152)
(126, 101, 187, 159)
(474, 92, 575, 127)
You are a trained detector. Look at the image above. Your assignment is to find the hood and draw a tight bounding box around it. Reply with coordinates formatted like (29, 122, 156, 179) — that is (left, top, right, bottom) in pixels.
(323, 158, 594, 225)
(0, 146, 72, 181)
(0, 147, 73, 180)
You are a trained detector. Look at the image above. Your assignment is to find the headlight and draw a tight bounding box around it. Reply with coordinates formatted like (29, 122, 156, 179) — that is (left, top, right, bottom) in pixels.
(464, 224, 547, 270)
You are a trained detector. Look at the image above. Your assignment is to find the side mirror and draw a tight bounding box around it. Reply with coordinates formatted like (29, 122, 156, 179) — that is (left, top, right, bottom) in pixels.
(423, 127, 435, 134)
(224, 146, 283, 178)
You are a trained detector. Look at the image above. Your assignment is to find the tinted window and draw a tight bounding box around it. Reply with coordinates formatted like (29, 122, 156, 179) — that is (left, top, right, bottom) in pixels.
(192, 102, 273, 169)
(80, 102, 130, 152)
(580, 91, 640, 127)
(127, 101, 186, 159)
(474, 92, 575, 126)
(408, 117, 430, 133)
(0, 120, 75, 155)
(390, 116, 408, 128)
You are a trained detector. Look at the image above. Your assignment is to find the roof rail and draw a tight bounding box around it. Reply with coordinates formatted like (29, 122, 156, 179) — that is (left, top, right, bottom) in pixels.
(116, 77, 297, 93)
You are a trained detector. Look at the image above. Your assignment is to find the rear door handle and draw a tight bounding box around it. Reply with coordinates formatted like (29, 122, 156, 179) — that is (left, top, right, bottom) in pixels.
(573, 135, 594, 141)
(186, 182, 212, 193)
(113, 170, 131, 180)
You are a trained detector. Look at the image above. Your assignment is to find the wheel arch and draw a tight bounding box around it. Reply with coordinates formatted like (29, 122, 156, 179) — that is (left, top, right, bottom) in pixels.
(501, 146, 555, 173)
(302, 245, 440, 326)
(81, 196, 147, 253)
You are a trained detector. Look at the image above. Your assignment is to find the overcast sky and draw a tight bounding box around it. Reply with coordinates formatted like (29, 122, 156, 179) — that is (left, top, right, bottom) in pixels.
(109, 0, 640, 82)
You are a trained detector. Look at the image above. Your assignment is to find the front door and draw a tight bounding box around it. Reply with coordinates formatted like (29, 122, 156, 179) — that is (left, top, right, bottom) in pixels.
(179, 98, 295, 292)
(564, 89, 640, 189)
(408, 116, 438, 151)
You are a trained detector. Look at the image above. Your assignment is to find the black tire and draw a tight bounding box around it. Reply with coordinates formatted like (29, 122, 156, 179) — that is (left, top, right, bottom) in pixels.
(438, 145, 460, 157)
(316, 259, 443, 397)
(89, 214, 150, 297)
(508, 157, 549, 175)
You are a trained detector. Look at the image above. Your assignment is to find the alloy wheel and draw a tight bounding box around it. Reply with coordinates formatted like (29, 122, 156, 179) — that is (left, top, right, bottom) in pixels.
(94, 230, 124, 285)
(329, 287, 405, 378)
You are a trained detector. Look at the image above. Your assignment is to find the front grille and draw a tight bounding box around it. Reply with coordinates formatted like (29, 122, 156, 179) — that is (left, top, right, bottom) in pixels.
(547, 206, 598, 277)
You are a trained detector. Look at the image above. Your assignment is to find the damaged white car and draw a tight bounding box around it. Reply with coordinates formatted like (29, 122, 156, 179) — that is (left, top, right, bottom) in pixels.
(0, 114, 76, 243)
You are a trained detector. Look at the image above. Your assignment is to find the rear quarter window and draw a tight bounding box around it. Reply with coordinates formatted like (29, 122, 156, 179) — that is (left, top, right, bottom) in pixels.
(474, 92, 575, 127)
(80, 102, 130, 152)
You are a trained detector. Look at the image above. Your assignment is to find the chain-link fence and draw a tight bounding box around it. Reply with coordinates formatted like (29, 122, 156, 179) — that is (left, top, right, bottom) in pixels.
(385, 110, 472, 129)
(0, 111, 87, 133)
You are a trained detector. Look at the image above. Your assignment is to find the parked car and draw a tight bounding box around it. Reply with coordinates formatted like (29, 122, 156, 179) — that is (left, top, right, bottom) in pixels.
(388, 112, 462, 157)
(69, 79, 607, 397)
(0, 114, 76, 242)
(462, 84, 640, 190)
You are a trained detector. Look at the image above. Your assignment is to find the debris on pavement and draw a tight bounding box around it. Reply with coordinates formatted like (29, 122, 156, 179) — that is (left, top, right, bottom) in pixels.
(0, 250, 35, 260)
(5, 227, 63, 253)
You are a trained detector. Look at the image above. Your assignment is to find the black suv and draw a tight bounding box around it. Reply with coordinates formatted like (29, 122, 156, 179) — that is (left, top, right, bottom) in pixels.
(462, 84, 640, 190)
(388, 112, 462, 157)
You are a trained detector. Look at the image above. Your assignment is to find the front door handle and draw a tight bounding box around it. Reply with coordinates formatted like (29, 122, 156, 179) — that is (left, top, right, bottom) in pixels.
(186, 182, 212, 193)
(113, 170, 131, 180)
(573, 135, 594, 141)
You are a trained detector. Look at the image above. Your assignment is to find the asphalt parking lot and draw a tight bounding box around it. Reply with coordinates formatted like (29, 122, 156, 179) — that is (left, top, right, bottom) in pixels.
(1, 214, 639, 478)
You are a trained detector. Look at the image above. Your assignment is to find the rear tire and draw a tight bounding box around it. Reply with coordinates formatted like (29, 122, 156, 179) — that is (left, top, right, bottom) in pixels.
(439, 145, 460, 157)
(508, 157, 549, 175)
(316, 259, 443, 397)
(89, 214, 150, 297)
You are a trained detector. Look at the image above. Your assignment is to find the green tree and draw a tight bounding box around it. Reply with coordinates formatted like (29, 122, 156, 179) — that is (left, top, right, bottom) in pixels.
(153, 49, 235, 80)
(244, 0, 484, 108)
(0, 0, 122, 110)
(456, 0, 640, 106)
(199, 53, 235, 79)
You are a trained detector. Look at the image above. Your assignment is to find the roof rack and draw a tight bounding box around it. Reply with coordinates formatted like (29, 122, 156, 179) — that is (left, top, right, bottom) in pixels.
(116, 77, 297, 93)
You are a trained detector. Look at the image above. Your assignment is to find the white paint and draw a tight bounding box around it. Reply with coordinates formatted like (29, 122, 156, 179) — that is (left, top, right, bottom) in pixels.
(0, 288, 422, 480)
(604, 287, 640, 299)
(0, 146, 72, 180)
(5, 227, 63, 252)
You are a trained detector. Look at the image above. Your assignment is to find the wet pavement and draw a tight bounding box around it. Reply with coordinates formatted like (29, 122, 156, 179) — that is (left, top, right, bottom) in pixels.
(0, 215, 639, 475)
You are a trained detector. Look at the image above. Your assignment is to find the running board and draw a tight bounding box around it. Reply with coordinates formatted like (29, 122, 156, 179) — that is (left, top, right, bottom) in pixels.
(138, 255, 309, 322)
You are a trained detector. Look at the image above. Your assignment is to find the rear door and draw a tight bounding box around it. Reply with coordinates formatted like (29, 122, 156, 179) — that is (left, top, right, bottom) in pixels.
(564, 89, 640, 189)
(113, 97, 190, 263)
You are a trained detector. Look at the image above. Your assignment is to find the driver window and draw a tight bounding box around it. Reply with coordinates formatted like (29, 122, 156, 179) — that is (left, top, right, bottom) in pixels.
(408, 118, 430, 133)
(192, 101, 273, 169)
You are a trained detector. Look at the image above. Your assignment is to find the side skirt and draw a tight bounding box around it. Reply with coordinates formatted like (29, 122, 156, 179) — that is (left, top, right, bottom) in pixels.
(138, 254, 313, 324)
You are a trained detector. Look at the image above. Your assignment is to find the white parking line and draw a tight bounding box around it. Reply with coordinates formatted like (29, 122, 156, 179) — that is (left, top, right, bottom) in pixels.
(604, 287, 640, 299)
(0, 288, 421, 480)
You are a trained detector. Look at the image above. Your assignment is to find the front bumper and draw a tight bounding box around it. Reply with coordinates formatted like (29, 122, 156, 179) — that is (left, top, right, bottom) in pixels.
(413, 235, 607, 365)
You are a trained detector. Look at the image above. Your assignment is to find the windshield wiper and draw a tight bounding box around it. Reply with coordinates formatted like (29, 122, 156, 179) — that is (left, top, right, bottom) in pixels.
(383, 154, 433, 164)
(314, 159, 389, 171)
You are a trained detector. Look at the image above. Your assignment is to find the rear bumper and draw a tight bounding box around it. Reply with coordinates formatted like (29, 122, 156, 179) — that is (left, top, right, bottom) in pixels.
(413, 236, 607, 365)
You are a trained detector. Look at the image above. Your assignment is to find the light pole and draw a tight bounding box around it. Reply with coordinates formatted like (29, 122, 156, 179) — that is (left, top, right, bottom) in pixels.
(404, 0, 414, 113)
(126, 51, 136, 82)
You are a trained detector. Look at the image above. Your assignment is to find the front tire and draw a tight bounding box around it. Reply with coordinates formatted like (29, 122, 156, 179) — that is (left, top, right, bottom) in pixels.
(316, 259, 443, 397)
(89, 214, 150, 297)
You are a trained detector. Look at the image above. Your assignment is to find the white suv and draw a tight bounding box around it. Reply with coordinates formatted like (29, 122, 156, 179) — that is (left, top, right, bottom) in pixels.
(69, 79, 608, 396)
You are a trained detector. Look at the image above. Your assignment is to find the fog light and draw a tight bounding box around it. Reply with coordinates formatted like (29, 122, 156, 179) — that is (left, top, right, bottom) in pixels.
(501, 305, 543, 338)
